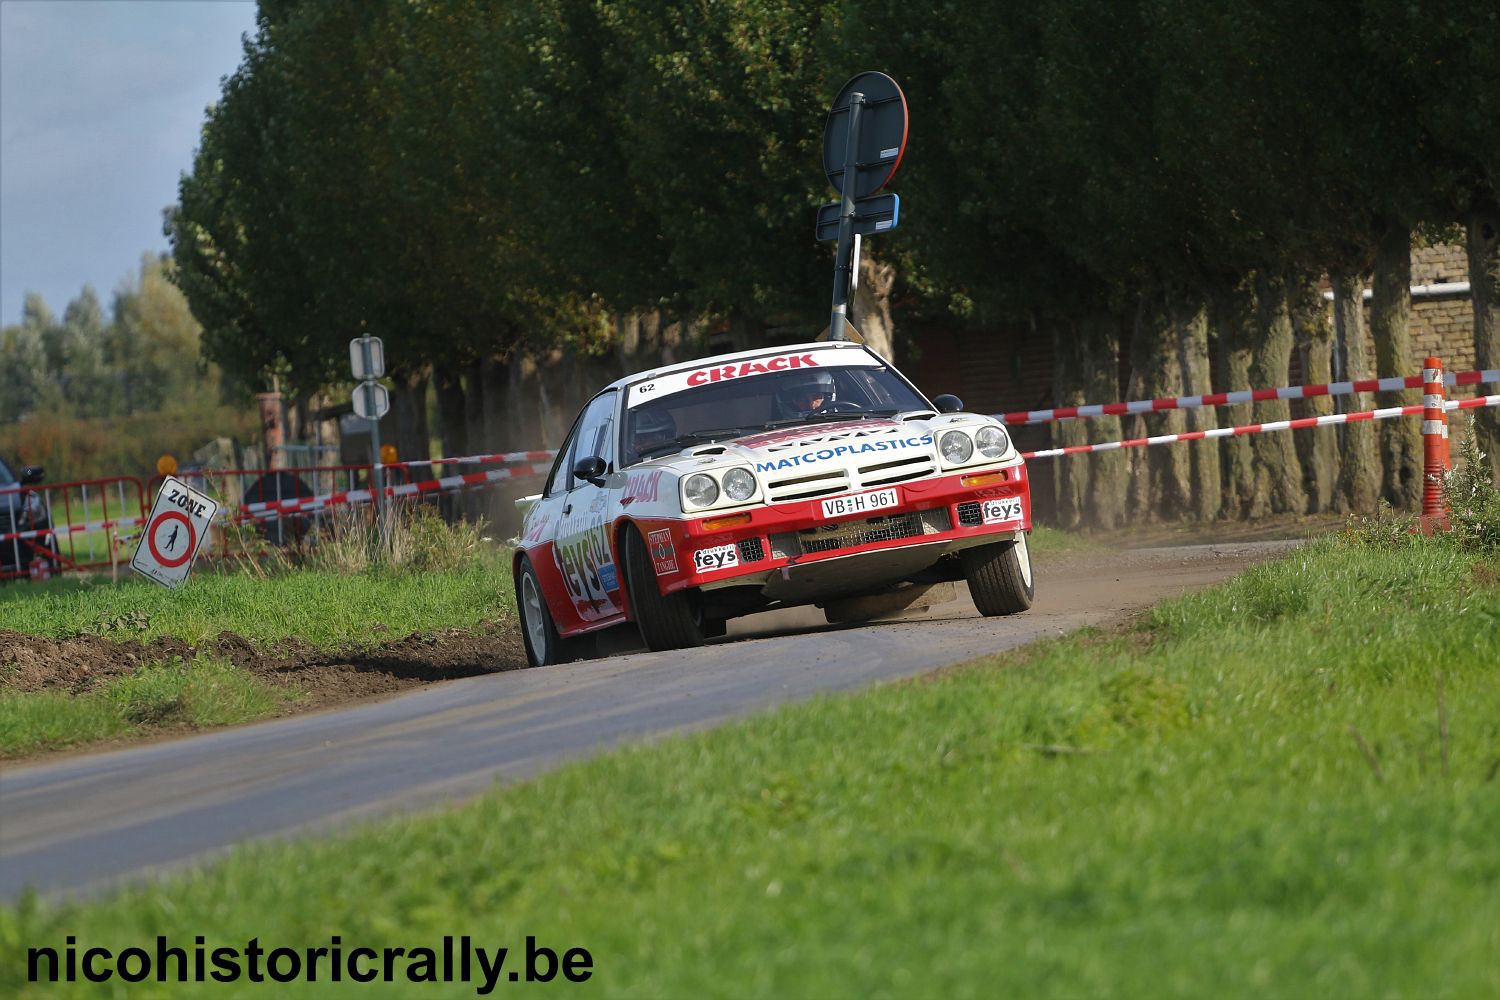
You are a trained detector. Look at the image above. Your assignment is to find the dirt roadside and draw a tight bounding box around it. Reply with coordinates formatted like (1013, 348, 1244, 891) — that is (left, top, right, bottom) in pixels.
(0, 624, 528, 707)
(0, 537, 1300, 759)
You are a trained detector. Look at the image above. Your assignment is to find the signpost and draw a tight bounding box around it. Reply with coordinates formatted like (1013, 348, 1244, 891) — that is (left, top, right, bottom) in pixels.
(818, 71, 908, 342)
(130, 477, 219, 589)
(350, 335, 388, 521)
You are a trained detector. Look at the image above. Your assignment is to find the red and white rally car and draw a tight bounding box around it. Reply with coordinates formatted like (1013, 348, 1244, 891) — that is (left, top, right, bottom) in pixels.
(512, 340, 1033, 666)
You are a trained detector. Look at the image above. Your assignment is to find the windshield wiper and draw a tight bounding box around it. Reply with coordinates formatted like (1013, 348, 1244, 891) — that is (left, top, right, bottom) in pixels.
(754, 409, 901, 430)
(635, 427, 758, 459)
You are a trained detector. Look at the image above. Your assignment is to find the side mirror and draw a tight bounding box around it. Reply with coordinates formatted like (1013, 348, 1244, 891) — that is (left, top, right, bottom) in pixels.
(20, 466, 44, 485)
(932, 394, 964, 414)
(572, 455, 607, 487)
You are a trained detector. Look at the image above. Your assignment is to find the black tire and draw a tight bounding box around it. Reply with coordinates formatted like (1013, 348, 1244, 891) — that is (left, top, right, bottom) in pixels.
(961, 532, 1035, 616)
(516, 556, 571, 667)
(622, 525, 704, 651)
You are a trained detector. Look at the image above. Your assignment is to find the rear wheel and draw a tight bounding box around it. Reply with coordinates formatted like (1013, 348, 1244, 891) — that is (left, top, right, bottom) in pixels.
(622, 526, 704, 651)
(516, 556, 571, 666)
(962, 532, 1034, 616)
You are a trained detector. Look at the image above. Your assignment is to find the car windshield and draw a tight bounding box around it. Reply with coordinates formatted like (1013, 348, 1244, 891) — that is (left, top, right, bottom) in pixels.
(0, 460, 15, 487)
(621, 353, 931, 466)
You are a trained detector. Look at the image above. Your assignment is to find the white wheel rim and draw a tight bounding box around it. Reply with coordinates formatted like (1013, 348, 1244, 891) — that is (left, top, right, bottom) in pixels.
(521, 572, 548, 654)
(1016, 532, 1033, 588)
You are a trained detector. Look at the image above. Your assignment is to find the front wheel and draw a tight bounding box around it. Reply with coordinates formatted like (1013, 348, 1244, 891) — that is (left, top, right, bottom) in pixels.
(961, 532, 1034, 616)
(622, 526, 704, 651)
(516, 556, 572, 667)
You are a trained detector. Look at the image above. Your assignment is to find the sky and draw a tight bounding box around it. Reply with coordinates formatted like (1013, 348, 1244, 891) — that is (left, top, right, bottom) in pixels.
(1, 0, 258, 326)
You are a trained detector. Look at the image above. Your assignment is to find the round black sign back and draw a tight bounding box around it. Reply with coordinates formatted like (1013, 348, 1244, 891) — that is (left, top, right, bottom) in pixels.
(822, 72, 908, 199)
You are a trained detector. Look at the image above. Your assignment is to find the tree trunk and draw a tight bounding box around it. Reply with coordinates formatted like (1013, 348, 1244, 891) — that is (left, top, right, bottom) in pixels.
(1173, 299, 1220, 521)
(727, 310, 765, 354)
(1467, 207, 1500, 482)
(390, 366, 431, 467)
(1214, 288, 1258, 518)
(481, 356, 510, 450)
(1085, 312, 1128, 530)
(1331, 270, 1380, 512)
(463, 357, 487, 453)
(853, 251, 897, 362)
(1291, 279, 1337, 512)
(433, 360, 468, 460)
(1250, 273, 1306, 514)
(1125, 294, 1191, 521)
(1047, 311, 1128, 531)
(1048, 317, 1091, 531)
(1371, 221, 1421, 508)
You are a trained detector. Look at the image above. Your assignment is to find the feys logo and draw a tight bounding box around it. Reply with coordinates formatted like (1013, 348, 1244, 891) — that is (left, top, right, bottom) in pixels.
(685, 353, 819, 387)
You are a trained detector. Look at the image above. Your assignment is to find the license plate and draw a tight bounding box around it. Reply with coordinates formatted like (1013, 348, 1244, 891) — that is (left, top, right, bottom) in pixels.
(820, 487, 900, 520)
(981, 497, 1023, 524)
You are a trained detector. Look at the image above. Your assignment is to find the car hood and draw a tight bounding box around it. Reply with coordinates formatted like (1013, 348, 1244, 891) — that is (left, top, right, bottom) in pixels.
(638, 416, 944, 476)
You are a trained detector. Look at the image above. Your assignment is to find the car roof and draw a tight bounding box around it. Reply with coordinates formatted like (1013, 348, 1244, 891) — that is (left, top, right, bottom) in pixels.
(599, 340, 881, 395)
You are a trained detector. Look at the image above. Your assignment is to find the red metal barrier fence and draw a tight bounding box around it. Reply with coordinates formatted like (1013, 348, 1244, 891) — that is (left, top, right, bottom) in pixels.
(0, 476, 147, 581)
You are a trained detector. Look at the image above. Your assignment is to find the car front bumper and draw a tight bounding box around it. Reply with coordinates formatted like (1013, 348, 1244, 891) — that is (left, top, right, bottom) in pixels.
(636, 463, 1032, 598)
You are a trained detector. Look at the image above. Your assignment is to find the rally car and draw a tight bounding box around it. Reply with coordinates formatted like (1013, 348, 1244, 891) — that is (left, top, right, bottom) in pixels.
(512, 340, 1033, 666)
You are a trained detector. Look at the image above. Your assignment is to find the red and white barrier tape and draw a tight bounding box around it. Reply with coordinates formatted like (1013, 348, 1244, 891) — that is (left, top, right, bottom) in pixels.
(1, 465, 549, 545)
(6, 399, 1496, 545)
(382, 449, 557, 470)
(1021, 394, 1500, 460)
(999, 367, 1500, 426)
(234, 463, 548, 519)
(0, 515, 147, 546)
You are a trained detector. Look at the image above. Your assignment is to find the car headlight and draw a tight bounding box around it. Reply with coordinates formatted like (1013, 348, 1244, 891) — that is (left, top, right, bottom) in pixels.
(939, 430, 973, 464)
(722, 468, 756, 502)
(684, 473, 719, 508)
(976, 425, 1009, 459)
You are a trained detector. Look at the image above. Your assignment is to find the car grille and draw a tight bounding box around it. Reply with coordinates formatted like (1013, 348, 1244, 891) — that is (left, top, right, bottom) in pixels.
(764, 468, 850, 503)
(770, 507, 952, 558)
(956, 501, 983, 526)
(737, 537, 764, 563)
(857, 454, 936, 487)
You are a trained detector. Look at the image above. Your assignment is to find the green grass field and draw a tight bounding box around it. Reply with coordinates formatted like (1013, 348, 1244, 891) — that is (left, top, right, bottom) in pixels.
(0, 549, 516, 648)
(0, 657, 293, 757)
(3, 534, 1495, 997)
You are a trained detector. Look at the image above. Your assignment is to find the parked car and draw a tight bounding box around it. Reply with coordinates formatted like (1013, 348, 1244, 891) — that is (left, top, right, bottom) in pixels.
(512, 340, 1034, 666)
(0, 456, 54, 579)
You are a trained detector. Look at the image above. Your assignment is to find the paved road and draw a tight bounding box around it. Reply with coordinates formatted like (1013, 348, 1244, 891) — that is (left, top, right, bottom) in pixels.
(0, 541, 1294, 901)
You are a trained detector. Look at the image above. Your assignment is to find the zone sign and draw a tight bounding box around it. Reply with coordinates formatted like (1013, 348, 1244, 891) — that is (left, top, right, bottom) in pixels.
(131, 476, 220, 589)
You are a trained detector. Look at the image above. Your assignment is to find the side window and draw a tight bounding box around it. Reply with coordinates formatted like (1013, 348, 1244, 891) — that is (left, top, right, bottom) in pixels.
(566, 391, 617, 490)
(545, 416, 585, 496)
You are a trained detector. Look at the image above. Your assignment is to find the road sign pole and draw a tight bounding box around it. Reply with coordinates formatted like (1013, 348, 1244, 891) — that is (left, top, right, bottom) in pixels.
(360, 335, 385, 526)
(828, 92, 866, 342)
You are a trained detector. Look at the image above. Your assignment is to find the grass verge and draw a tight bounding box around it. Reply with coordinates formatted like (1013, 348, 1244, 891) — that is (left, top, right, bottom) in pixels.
(3, 534, 1496, 997)
(0, 547, 516, 648)
(0, 656, 293, 757)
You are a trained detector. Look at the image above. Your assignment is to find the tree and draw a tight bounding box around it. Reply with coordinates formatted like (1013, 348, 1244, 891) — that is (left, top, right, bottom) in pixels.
(108, 254, 216, 414)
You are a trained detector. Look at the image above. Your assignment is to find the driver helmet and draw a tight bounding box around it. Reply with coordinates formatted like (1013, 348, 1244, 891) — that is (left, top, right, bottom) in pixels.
(631, 408, 677, 457)
(776, 370, 836, 417)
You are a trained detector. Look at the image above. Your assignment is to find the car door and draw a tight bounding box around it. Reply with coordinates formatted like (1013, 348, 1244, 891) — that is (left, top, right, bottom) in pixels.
(552, 390, 626, 625)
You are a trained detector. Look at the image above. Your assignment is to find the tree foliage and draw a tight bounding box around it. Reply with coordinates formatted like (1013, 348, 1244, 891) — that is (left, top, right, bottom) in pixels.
(159, 0, 1500, 517)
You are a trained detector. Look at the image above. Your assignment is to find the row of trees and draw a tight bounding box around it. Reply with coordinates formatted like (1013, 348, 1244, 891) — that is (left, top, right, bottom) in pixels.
(0, 254, 223, 425)
(170, 0, 1499, 525)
